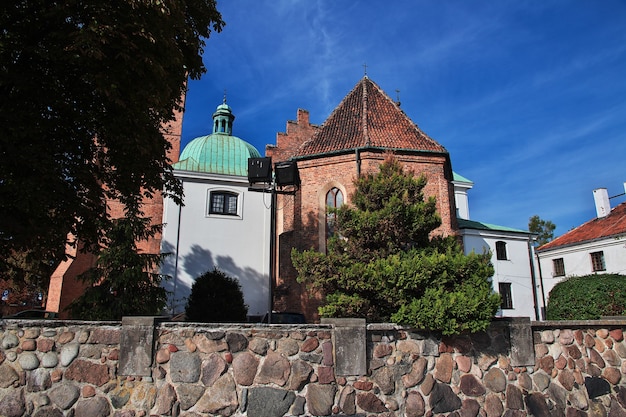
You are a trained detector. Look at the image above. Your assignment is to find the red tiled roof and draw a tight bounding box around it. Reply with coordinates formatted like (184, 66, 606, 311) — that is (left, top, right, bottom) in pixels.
(295, 77, 447, 157)
(537, 201, 626, 252)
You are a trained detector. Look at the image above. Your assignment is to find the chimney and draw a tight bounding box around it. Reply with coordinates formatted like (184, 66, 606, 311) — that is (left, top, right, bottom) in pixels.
(593, 188, 610, 218)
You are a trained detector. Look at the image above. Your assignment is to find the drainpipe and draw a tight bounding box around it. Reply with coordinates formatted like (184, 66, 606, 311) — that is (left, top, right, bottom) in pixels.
(535, 249, 547, 320)
(171, 202, 183, 315)
(355, 148, 361, 177)
(268, 186, 277, 323)
(526, 239, 540, 321)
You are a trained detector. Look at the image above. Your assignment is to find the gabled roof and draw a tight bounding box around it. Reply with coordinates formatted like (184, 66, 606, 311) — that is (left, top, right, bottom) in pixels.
(457, 218, 530, 235)
(537, 201, 626, 252)
(295, 77, 448, 157)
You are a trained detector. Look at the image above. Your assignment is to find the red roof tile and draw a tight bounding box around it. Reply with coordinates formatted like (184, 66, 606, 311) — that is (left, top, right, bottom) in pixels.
(537, 201, 626, 252)
(295, 77, 447, 157)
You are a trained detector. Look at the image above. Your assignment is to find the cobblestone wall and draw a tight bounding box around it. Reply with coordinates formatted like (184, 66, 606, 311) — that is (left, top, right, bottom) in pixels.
(1, 318, 626, 416)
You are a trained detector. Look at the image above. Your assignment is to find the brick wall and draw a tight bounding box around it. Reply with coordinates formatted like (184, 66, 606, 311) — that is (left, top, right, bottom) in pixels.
(46, 239, 96, 319)
(266, 109, 319, 163)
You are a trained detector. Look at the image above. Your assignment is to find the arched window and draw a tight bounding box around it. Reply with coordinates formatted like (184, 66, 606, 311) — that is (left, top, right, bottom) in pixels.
(495, 241, 507, 260)
(325, 187, 344, 240)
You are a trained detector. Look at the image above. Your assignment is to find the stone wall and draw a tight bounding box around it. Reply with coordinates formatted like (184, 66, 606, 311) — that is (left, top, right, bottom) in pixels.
(1, 317, 626, 417)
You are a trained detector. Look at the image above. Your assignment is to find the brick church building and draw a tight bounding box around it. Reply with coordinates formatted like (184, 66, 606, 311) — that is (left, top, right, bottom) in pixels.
(267, 76, 458, 320)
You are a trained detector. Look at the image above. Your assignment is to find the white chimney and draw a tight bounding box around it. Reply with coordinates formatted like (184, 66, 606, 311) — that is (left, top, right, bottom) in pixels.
(593, 188, 610, 218)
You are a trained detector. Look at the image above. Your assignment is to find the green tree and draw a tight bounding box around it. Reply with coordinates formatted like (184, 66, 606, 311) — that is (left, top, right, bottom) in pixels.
(528, 215, 556, 246)
(546, 274, 626, 320)
(68, 217, 168, 320)
(0, 249, 56, 310)
(0, 0, 224, 274)
(185, 268, 248, 323)
(292, 158, 500, 335)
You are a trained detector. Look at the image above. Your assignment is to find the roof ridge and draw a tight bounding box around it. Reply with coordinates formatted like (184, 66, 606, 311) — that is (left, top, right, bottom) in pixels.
(362, 77, 370, 147)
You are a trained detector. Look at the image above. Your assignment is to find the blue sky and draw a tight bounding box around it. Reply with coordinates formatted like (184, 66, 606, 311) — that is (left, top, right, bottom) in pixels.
(181, 1, 626, 237)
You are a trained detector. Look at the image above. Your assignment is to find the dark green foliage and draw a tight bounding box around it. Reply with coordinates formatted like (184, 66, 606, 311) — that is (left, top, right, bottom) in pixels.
(0, 0, 224, 276)
(68, 217, 168, 320)
(292, 158, 500, 335)
(0, 248, 57, 309)
(546, 274, 626, 320)
(185, 268, 248, 323)
(529, 215, 556, 246)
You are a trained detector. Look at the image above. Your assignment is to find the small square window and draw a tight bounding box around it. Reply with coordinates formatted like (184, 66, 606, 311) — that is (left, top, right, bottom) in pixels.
(591, 251, 606, 272)
(553, 258, 565, 277)
(209, 191, 238, 216)
(499, 282, 513, 309)
(495, 241, 507, 260)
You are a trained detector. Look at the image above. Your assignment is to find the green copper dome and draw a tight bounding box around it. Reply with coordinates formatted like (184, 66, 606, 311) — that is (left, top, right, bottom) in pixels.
(173, 101, 261, 176)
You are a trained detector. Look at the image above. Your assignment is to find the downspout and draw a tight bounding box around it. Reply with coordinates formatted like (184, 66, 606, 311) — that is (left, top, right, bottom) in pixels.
(526, 239, 540, 321)
(355, 148, 361, 177)
(171, 202, 182, 314)
(535, 249, 547, 320)
(268, 187, 277, 323)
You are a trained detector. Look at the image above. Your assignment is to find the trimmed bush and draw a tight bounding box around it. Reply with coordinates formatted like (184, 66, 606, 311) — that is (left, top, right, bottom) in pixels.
(185, 268, 248, 323)
(546, 274, 626, 320)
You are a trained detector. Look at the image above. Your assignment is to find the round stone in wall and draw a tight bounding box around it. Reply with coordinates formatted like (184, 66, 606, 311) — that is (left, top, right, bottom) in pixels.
(18, 352, 40, 370)
(60, 343, 79, 367)
(2, 333, 19, 349)
(41, 352, 59, 368)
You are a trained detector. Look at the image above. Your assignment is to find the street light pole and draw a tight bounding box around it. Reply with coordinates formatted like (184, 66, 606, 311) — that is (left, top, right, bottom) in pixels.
(248, 157, 300, 325)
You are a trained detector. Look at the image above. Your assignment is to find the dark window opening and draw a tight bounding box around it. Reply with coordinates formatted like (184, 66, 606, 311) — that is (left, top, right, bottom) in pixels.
(495, 241, 508, 260)
(209, 191, 238, 215)
(553, 258, 565, 277)
(591, 251, 606, 272)
(499, 282, 513, 309)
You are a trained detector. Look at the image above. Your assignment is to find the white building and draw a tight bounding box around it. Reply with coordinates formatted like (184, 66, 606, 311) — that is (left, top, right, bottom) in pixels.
(161, 101, 272, 320)
(536, 186, 626, 301)
(453, 173, 541, 320)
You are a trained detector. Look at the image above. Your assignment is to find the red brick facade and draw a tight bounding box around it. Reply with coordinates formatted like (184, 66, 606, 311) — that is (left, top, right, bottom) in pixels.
(46, 104, 184, 316)
(267, 77, 458, 321)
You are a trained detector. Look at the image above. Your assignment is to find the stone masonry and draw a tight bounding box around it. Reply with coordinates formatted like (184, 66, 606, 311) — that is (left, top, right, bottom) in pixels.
(1, 318, 626, 416)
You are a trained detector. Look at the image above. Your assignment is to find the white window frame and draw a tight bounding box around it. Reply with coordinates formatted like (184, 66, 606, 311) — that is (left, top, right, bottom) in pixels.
(207, 188, 243, 219)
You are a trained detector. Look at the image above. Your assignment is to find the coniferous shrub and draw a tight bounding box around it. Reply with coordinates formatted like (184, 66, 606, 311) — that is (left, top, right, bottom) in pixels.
(69, 217, 168, 320)
(185, 268, 248, 323)
(292, 157, 500, 335)
(546, 274, 626, 320)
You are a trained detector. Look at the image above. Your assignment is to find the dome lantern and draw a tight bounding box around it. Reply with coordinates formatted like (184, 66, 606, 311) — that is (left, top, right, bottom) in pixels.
(212, 96, 235, 135)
